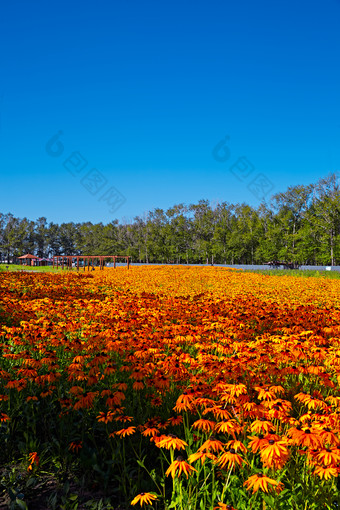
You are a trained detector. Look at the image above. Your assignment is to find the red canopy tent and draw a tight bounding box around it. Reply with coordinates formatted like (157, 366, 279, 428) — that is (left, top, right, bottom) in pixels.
(18, 254, 39, 266)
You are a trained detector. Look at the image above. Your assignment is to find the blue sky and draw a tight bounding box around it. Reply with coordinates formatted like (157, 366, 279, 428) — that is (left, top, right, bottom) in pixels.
(0, 0, 339, 224)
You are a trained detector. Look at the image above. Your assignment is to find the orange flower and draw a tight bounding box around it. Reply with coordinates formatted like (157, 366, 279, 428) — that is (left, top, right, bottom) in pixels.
(188, 449, 217, 465)
(165, 456, 197, 478)
(116, 383, 128, 391)
(26, 396, 38, 402)
(255, 386, 276, 401)
(214, 420, 242, 436)
(115, 414, 134, 423)
(259, 438, 289, 469)
(216, 448, 245, 469)
(131, 492, 158, 506)
(313, 465, 338, 480)
(244, 473, 284, 494)
(69, 441, 82, 453)
(105, 393, 125, 408)
(305, 396, 327, 411)
(151, 397, 163, 407)
(214, 504, 237, 510)
(111, 391, 126, 405)
(316, 448, 340, 466)
(247, 435, 267, 454)
(142, 427, 159, 437)
(73, 391, 98, 410)
(40, 389, 54, 398)
(173, 394, 194, 412)
(96, 411, 115, 423)
(5, 379, 27, 391)
(166, 415, 183, 426)
(294, 392, 311, 405)
(192, 419, 216, 433)
(0, 413, 10, 422)
(7, 261, 340, 505)
(27, 452, 39, 471)
(157, 434, 188, 450)
(114, 426, 136, 437)
(319, 428, 340, 447)
(242, 401, 263, 418)
(225, 440, 247, 454)
(199, 437, 224, 453)
(269, 385, 285, 396)
(266, 399, 292, 420)
(250, 419, 274, 435)
(226, 383, 247, 397)
(133, 381, 144, 390)
(289, 428, 321, 449)
(210, 407, 232, 420)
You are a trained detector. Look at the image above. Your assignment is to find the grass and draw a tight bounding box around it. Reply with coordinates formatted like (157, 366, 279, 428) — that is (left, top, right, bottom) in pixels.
(0, 264, 60, 272)
(2, 264, 340, 278)
(246, 268, 340, 279)
(0, 264, 95, 273)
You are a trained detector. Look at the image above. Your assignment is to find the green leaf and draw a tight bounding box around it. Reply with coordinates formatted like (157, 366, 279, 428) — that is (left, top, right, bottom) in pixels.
(15, 499, 28, 510)
(8, 488, 16, 501)
(25, 477, 37, 488)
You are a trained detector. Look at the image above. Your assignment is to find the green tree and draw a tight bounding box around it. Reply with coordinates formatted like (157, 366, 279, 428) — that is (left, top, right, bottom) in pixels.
(270, 184, 313, 263)
(309, 173, 340, 265)
(189, 200, 214, 264)
(59, 222, 80, 255)
(255, 204, 280, 263)
(1, 214, 23, 262)
(165, 204, 193, 263)
(211, 202, 235, 264)
(35, 217, 48, 257)
(47, 222, 62, 256)
(228, 204, 261, 264)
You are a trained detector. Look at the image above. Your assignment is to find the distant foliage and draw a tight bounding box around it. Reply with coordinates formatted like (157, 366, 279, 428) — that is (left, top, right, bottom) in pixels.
(1, 173, 340, 265)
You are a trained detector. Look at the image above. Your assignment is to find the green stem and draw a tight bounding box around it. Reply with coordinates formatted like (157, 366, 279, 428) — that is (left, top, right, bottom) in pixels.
(220, 466, 233, 502)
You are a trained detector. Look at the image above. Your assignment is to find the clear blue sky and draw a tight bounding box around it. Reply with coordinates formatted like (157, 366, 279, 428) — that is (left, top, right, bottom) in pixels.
(1, 0, 339, 224)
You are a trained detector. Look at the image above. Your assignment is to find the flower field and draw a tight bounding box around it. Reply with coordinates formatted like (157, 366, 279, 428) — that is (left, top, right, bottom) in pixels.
(1, 266, 340, 509)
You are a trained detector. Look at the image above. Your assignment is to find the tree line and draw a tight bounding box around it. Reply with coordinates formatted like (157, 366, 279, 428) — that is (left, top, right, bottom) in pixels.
(1, 173, 340, 265)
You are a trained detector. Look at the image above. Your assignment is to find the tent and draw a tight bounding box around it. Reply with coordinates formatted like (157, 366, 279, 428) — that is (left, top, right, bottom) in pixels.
(18, 254, 39, 266)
